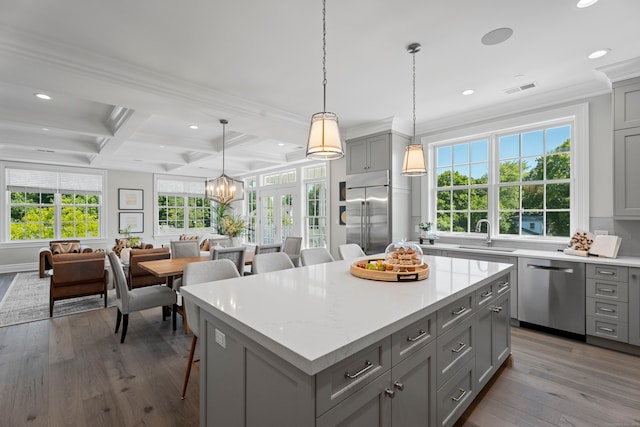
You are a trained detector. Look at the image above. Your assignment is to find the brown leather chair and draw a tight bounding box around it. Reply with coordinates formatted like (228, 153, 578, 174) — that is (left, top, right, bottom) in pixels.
(39, 239, 93, 278)
(49, 252, 107, 316)
(127, 247, 171, 289)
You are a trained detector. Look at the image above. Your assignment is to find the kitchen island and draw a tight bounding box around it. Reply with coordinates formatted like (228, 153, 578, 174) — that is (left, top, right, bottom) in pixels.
(181, 255, 514, 427)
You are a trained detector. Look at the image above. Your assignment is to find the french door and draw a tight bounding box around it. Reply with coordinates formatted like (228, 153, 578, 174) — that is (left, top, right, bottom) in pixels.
(260, 186, 296, 244)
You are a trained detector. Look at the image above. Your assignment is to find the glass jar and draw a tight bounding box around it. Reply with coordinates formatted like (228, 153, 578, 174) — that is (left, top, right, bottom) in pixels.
(383, 241, 423, 271)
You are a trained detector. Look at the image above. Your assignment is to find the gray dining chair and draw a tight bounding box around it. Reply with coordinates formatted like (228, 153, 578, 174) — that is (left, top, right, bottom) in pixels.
(251, 252, 295, 274)
(282, 236, 303, 267)
(338, 243, 366, 261)
(181, 259, 240, 399)
(210, 246, 247, 276)
(171, 240, 201, 258)
(254, 243, 282, 255)
(108, 251, 177, 344)
(300, 247, 335, 266)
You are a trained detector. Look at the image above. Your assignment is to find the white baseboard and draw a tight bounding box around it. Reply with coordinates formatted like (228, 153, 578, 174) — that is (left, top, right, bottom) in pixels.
(0, 262, 37, 274)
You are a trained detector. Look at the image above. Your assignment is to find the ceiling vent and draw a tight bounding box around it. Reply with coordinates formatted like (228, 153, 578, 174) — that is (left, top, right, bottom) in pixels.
(37, 149, 55, 153)
(503, 82, 537, 95)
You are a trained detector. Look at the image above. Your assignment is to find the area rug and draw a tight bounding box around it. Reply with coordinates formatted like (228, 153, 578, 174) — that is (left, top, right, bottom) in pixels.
(0, 271, 116, 328)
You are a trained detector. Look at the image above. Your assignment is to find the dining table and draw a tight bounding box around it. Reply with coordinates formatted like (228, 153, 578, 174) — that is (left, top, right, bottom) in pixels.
(138, 251, 255, 332)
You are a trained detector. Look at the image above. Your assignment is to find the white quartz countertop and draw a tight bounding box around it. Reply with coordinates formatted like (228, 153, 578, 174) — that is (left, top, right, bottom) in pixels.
(418, 242, 640, 267)
(181, 256, 513, 375)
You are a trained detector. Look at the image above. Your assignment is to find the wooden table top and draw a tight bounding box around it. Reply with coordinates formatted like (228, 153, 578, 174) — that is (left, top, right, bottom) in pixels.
(139, 251, 254, 277)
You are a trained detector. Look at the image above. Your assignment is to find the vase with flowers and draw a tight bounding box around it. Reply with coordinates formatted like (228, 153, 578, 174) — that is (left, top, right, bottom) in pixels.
(221, 214, 246, 247)
(418, 222, 435, 244)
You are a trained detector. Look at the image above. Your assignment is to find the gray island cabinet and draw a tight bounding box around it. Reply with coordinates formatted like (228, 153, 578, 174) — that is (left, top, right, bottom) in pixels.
(181, 256, 514, 427)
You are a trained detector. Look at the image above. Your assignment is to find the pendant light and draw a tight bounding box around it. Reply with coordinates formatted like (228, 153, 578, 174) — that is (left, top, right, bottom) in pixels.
(306, 0, 344, 160)
(402, 43, 427, 176)
(205, 119, 245, 205)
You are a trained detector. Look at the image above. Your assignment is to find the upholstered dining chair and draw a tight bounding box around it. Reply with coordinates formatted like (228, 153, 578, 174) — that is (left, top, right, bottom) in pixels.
(181, 259, 240, 399)
(108, 251, 177, 344)
(338, 243, 366, 261)
(254, 243, 282, 255)
(251, 252, 295, 274)
(300, 247, 335, 266)
(282, 236, 303, 267)
(171, 240, 201, 259)
(210, 246, 247, 276)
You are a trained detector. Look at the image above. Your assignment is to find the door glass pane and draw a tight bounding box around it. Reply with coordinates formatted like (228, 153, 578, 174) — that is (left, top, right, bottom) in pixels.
(281, 193, 294, 241)
(262, 195, 275, 244)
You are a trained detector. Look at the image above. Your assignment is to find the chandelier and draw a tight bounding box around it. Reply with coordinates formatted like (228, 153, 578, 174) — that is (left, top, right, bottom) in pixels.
(402, 43, 427, 176)
(305, 0, 344, 160)
(205, 119, 244, 205)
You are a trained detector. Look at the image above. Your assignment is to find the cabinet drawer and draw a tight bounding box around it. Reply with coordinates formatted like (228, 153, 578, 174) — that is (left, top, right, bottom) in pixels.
(476, 283, 495, 309)
(437, 293, 475, 334)
(316, 337, 391, 416)
(586, 297, 628, 322)
(436, 316, 474, 387)
(586, 317, 629, 343)
(437, 358, 475, 427)
(586, 278, 628, 302)
(586, 264, 628, 282)
(391, 312, 436, 365)
(495, 275, 511, 296)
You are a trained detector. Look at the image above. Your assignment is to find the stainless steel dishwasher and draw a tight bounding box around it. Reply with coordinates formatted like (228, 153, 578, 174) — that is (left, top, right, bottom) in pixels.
(518, 257, 586, 336)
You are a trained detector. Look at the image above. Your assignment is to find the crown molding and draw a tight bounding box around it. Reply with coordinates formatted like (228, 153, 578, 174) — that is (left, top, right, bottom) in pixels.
(596, 57, 640, 83)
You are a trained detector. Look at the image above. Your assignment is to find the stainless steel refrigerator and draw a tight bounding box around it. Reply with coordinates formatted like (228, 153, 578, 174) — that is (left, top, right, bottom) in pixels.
(346, 171, 390, 255)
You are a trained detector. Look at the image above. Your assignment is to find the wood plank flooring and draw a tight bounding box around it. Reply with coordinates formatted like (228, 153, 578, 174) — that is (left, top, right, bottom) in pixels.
(1, 303, 639, 426)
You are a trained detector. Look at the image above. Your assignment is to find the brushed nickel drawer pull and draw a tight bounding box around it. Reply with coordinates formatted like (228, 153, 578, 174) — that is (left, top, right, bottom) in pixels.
(597, 270, 615, 276)
(451, 342, 467, 353)
(498, 281, 510, 288)
(345, 360, 374, 379)
(481, 291, 493, 298)
(384, 388, 395, 398)
(451, 388, 467, 402)
(452, 306, 467, 316)
(598, 307, 615, 313)
(407, 329, 427, 342)
(491, 306, 503, 313)
(598, 326, 615, 333)
(597, 288, 615, 293)
(393, 381, 404, 391)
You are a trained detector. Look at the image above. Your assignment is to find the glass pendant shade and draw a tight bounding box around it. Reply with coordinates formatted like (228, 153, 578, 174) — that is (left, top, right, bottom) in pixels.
(402, 143, 427, 176)
(306, 112, 344, 160)
(205, 174, 244, 205)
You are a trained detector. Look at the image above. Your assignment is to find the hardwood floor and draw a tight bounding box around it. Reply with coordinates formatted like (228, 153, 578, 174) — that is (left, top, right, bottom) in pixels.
(456, 327, 640, 427)
(0, 272, 17, 302)
(1, 304, 639, 427)
(0, 306, 198, 427)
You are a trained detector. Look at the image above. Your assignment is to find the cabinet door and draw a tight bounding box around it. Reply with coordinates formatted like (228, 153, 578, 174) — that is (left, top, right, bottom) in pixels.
(493, 292, 511, 367)
(391, 340, 437, 427)
(474, 301, 494, 390)
(614, 127, 640, 217)
(316, 371, 392, 427)
(366, 134, 391, 173)
(629, 268, 640, 346)
(347, 139, 369, 174)
(614, 81, 640, 130)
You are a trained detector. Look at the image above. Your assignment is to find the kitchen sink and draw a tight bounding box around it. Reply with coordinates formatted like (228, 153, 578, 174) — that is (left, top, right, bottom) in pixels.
(456, 245, 517, 253)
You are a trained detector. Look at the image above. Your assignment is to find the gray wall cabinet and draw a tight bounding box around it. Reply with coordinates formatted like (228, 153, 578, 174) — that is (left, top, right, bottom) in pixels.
(613, 78, 640, 218)
(198, 273, 511, 427)
(346, 134, 391, 174)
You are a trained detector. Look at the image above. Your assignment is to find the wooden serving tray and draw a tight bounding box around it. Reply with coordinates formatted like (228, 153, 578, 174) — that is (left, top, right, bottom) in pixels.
(350, 259, 429, 282)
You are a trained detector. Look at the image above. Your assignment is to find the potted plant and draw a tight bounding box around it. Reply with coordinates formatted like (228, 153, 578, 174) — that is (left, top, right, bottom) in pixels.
(213, 202, 231, 235)
(418, 222, 435, 244)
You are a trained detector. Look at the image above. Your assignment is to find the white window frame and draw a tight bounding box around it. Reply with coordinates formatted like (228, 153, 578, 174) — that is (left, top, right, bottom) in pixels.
(1, 161, 106, 244)
(154, 174, 213, 237)
(422, 103, 589, 243)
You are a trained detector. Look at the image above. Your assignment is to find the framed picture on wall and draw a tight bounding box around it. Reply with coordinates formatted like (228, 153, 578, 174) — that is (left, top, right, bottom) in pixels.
(339, 205, 346, 225)
(119, 212, 144, 233)
(118, 188, 143, 210)
(339, 181, 346, 201)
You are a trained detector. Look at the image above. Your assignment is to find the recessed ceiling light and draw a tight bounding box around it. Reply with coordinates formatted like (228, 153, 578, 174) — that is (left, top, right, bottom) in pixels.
(588, 49, 610, 59)
(189, 125, 199, 130)
(462, 89, 475, 96)
(481, 28, 514, 46)
(34, 93, 52, 100)
(277, 143, 285, 146)
(42, 127, 49, 131)
(577, 0, 598, 8)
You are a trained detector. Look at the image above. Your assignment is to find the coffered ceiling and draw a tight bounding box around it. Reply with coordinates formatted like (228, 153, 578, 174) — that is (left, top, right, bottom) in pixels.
(1, 0, 639, 178)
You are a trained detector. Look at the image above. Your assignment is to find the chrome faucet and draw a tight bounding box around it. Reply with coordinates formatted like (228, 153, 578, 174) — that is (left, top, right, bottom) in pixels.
(475, 219, 492, 245)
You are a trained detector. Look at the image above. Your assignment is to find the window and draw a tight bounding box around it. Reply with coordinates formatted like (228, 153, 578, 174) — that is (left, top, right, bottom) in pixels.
(245, 177, 257, 243)
(156, 177, 211, 235)
(430, 105, 587, 241)
(4, 165, 104, 241)
(304, 165, 327, 248)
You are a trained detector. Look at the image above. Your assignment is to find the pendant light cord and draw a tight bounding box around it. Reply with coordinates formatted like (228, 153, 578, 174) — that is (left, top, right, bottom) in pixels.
(412, 49, 416, 144)
(322, 0, 327, 113)
(220, 119, 228, 174)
